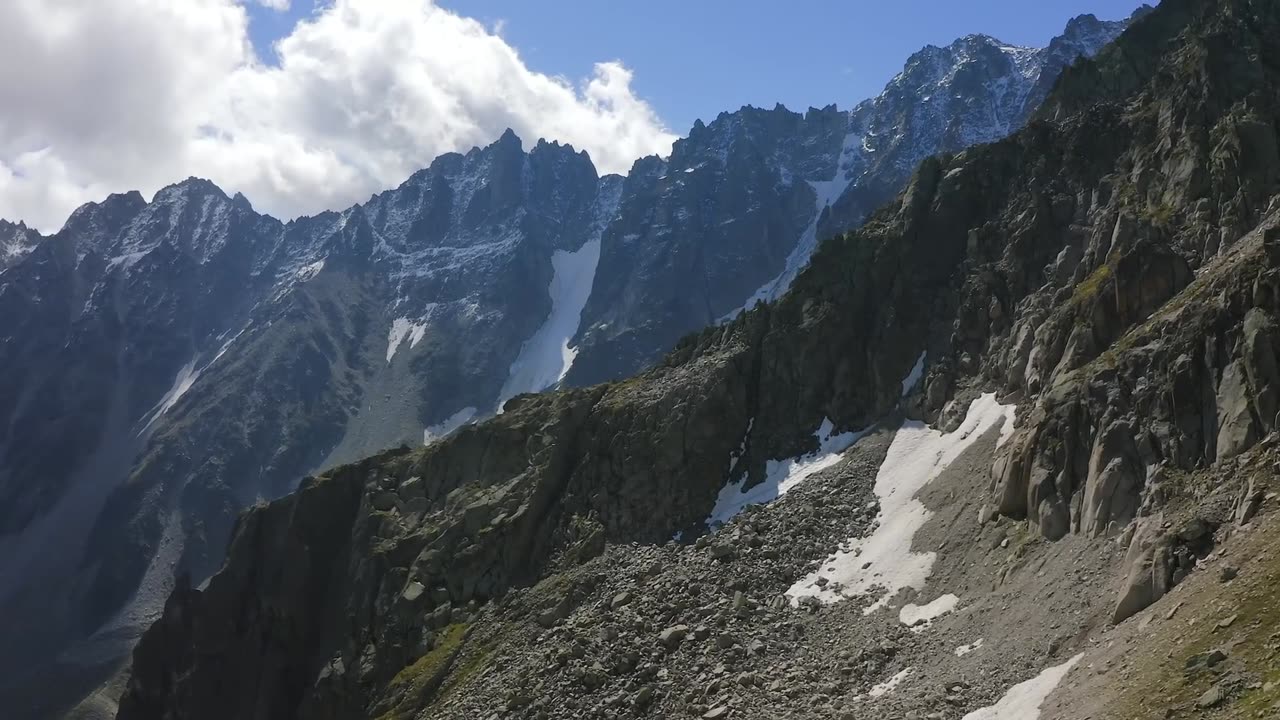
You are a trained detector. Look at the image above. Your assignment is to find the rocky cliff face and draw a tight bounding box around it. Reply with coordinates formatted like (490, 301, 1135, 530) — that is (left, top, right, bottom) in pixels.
(562, 106, 845, 386)
(114, 1, 1280, 719)
(0, 181, 285, 705)
(0, 10, 1138, 719)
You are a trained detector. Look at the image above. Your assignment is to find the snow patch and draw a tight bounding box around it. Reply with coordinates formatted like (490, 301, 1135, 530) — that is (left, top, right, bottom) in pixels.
(726, 417, 754, 474)
(496, 235, 601, 409)
(787, 393, 1016, 611)
(295, 259, 325, 282)
(423, 406, 477, 445)
(106, 250, 150, 272)
(960, 654, 1083, 720)
(139, 359, 201, 432)
(707, 417, 868, 527)
(1, 236, 34, 264)
(901, 351, 926, 397)
(955, 638, 985, 657)
(869, 668, 912, 698)
(387, 317, 428, 363)
(137, 326, 251, 434)
(210, 323, 249, 367)
(726, 129, 865, 318)
(899, 593, 959, 629)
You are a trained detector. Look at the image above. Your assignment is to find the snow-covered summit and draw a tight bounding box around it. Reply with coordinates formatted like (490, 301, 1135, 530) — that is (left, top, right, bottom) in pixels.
(0, 220, 37, 267)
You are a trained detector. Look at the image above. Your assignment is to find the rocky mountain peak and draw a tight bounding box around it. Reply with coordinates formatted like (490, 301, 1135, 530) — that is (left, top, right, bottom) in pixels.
(1059, 12, 1117, 44)
(230, 191, 254, 213)
(495, 126, 522, 147)
(153, 176, 230, 203)
(58, 189, 148, 245)
(60, 177, 248, 264)
(1040, 11, 1134, 77)
(529, 134, 576, 151)
(835, 8, 1130, 191)
(0, 219, 38, 271)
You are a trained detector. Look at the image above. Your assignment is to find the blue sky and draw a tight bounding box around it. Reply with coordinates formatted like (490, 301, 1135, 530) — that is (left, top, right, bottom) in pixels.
(247, 0, 1150, 134)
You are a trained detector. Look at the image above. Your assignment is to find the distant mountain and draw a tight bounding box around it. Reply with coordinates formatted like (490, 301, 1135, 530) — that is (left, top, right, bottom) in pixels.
(568, 11, 1140, 386)
(0, 219, 38, 270)
(0, 10, 1140, 717)
(0, 133, 623, 713)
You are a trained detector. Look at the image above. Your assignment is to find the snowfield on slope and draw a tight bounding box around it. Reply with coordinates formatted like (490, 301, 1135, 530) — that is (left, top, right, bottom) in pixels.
(726, 129, 866, 319)
(706, 352, 924, 527)
(898, 592, 960, 629)
(961, 654, 1083, 720)
(386, 317, 428, 363)
(787, 393, 1016, 611)
(496, 235, 602, 410)
(900, 351, 926, 396)
(868, 667, 912, 698)
(423, 406, 477, 445)
(706, 418, 869, 527)
(139, 359, 202, 431)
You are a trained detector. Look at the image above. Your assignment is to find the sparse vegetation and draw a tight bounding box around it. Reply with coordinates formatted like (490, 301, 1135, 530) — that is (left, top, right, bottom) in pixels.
(1071, 262, 1114, 307)
(432, 638, 498, 706)
(1142, 200, 1175, 228)
(376, 623, 470, 720)
(1108, 536, 1280, 718)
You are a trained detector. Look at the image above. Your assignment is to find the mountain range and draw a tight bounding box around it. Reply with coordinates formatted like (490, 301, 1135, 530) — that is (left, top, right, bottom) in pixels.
(108, 0, 1280, 717)
(0, 9, 1145, 718)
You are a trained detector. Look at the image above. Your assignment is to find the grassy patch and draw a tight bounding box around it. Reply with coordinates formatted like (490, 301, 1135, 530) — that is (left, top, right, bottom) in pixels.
(376, 623, 470, 720)
(1220, 571, 1280, 715)
(388, 623, 469, 689)
(1071, 263, 1114, 307)
(1105, 527, 1280, 718)
(433, 638, 498, 705)
(1237, 663, 1280, 714)
(1005, 520, 1043, 560)
(1142, 201, 1175, 229)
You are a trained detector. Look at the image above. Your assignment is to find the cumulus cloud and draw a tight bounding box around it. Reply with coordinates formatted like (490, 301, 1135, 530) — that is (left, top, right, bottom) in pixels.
(0, 0, 675, 232)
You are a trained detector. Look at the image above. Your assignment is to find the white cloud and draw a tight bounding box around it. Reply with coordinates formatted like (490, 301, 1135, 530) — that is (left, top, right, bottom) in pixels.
(0, 0, 676, 232)
(255, 0, 290, 10)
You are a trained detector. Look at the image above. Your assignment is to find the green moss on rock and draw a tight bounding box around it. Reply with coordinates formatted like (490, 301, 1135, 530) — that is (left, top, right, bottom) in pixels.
(376, 623, 470, 720)
(1071, 263, 1114, 307)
